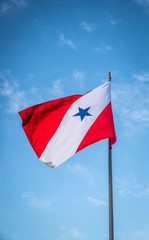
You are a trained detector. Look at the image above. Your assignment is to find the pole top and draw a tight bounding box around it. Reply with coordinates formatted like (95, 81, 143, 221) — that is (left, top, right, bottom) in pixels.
(108, 72, 111, 82)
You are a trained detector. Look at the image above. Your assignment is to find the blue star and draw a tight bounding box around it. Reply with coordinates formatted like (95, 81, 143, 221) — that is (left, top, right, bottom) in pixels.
(73, 107, 92, 121)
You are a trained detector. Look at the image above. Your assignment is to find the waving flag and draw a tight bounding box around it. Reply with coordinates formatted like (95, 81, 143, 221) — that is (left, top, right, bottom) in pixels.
(19, 82, 116, 168)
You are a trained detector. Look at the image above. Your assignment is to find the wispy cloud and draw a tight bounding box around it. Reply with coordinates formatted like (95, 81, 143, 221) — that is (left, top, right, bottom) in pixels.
(11, 0, 27, 7)
(73, 70, 86, 88)
(104, 233, 109, 238)
(0, 73, 31, 113)
(0, 0, 27, 16)
(106, 14, 120, 25)
(58, 33, 77, 50)
(51, 226, 86, 240)
(116, 227, 149, 240)
(115, 174, 149, 198)
(68, 163, 94, 185)
(87, 196, 107, 206)
(0, 2, 12, 15)
(134, 0, 149, 14)
(94, 44, 112, 53)
(112, 79, 149, 134)
(109, 19, 117, 26)
(132, 72, 149, 82)
(80, 22, 97, 32)
(135, 0, 149, 7)
(69, 228, 86, 239)
(54, 226, 86, 240)
(21, 191, 52, 208)
(0, 71, 65, 113)
(50, 79, 64, 97)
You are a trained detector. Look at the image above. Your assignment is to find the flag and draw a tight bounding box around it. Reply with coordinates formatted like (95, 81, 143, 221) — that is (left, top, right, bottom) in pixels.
(19, 82, 116, 168)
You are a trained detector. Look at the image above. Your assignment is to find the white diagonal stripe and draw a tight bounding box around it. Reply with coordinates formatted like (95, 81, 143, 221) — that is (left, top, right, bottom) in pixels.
(40, 82, 111, 167)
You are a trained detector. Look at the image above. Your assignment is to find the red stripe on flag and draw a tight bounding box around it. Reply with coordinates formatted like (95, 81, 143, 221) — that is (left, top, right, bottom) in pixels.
(76, 102, 116, 153)
(19, 95, 81, 158)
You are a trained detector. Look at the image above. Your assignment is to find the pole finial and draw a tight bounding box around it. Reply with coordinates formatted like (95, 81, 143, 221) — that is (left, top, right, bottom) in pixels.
(108, 72, 111, 82)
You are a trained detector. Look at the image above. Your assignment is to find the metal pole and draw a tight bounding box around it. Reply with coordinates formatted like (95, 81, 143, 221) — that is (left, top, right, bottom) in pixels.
(108, 72, 114, 240)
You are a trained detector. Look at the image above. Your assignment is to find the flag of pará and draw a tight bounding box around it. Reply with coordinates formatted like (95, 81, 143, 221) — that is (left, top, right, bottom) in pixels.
(19, 82, 116, 168)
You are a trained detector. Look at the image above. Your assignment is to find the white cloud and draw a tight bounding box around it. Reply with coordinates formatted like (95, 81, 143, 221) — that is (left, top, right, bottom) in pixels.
(131, 108, 149, 125)
(50, 79, 64, 97)
(135, 0, 149, 6)
(21, 191, 52, 208)
(132, 73, 149, 82)
(112, 80, 149, 133)
(116, 227, 149, 240)
(0, 76, 31, 113)
(0, 0, 27, 16)
(69, 228, 86, 239)
(104, 233, 109, 238)
(0, 71, 65, 113)
(94, 44, 112, 53)
(0, 2, 11, 15)
(115, 175, 149, 198)
(109, 19, 117, 25)
(87, 196, 107, 206)
(10, 0, 27, 8)
(73, 70, 86, 88)
(58, 33, 77, 50)
(106, 14, 120, 25)
(80, 22, 97, 32)
(52, 226, 86, 240)
(135, 0, 149, 14)
(68, 164, 94, 185)
(0, 79, 13, 97)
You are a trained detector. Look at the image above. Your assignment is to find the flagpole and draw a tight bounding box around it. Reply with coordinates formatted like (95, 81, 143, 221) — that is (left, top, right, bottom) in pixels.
(108, 72, 114, 240)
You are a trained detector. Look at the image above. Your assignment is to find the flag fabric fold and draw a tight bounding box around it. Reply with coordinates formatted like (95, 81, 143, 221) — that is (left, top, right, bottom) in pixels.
(19, 82, 116, 168)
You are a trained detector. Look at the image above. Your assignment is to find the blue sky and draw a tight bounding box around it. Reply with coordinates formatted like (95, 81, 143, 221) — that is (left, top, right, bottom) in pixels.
(0, 0, 149, 239)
